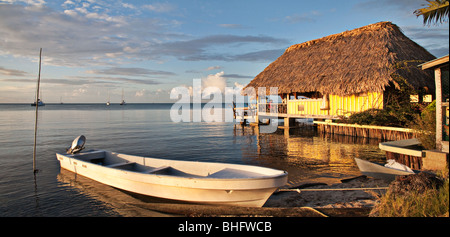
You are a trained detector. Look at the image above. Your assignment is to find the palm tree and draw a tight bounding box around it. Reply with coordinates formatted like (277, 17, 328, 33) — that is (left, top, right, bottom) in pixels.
(414, 0, 449, 25)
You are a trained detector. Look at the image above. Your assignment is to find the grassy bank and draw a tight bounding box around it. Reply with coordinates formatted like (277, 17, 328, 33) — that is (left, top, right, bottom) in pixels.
(370, 171, 449, 217)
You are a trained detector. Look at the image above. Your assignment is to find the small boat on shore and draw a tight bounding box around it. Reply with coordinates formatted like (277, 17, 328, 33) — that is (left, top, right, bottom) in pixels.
(56, 136, 288, 207)
(354, 158, 416, 181)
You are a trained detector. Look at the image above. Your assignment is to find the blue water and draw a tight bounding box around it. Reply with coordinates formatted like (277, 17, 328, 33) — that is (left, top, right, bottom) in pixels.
(0, 103, 385, 216)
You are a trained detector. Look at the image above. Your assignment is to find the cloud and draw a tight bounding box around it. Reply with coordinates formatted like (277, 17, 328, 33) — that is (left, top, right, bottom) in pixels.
(67, 76, 163, 86)
(155, 35, 288, 62)
(222, 73, 253, 79)
(135, 89, 146, 97)
(186, 66, 224, 73)
(353, 0, 425, 18)
(72, 87, 88, 96)
(285, 14, 316, 24)
(0, 3, 176, 67)
(202, 71, 227, 93)
(0, 3, 289, 69)
(354, 0, 424, 10)
(218, 24, 248, 29)
(1, 75, 162, 86)
(1, 0, 46, 5)
(0, 66, 29, 77)
(206, 66, 222, 71)
(86, 67, 176, 77)
(230, 48, 285, 62)
(121, 3, 136, 9)
(143, 3, 176, 13)
(402, 25, 449, 57)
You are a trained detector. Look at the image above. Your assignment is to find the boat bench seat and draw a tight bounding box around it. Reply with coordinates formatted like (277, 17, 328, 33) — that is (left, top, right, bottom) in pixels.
(146, 166, 171, 174)
(106, 162, 136, 169)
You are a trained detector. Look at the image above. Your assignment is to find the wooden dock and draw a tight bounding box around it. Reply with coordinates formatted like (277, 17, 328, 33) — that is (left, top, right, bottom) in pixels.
(314, 121, 417, 141)
(379, 139, 424, 170)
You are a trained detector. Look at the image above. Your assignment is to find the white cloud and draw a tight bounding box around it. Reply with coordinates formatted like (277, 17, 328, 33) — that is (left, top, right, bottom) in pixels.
(0, 1, 288, 70)
(1, 0, 46, 5)
(63, 9, 77, 16)
(0, 3, 172, 67)
(122, 3, 135, 9)
(202, 71, 227, 94)
(206, 66, 222, 71)
(72, 87, 88, 96)
(143, 3, 176, 13)
(62, 0, 74, 7)
(0, 66, 28, 76)
(135, 89, 146, 97)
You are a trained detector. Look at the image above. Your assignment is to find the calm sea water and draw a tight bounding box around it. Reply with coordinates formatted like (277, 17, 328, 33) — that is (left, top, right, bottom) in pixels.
(0, 103, 385, 216)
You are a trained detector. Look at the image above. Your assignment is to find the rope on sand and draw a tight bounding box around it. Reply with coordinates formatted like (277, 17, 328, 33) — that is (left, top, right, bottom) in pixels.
(278, 187, 389, 193)
(300, 206, 329, 217)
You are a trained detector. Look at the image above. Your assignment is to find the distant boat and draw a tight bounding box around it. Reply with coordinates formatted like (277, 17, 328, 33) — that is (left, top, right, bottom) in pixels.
(354, 158, 416, 181)
(120, 88, 126, 105)
(57, 135, 288, 207)
(31, 98, 45, 106)
(106, 90, 110, 106)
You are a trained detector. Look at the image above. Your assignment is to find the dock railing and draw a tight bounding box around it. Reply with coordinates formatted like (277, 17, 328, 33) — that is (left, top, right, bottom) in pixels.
(258, 103, 287, 114)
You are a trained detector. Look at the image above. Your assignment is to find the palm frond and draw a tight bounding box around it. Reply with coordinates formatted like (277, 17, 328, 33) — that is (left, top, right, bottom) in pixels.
(414, 0, 449, 25)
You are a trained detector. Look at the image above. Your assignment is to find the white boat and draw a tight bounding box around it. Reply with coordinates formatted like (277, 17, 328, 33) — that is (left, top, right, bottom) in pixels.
(119, 88, 125, 105)
(354, 158, 416, 181)
(56, 136, 288, 207)
(31, 98, 45, 106)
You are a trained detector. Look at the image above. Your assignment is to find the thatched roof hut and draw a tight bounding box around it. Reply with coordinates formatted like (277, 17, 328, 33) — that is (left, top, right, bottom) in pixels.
(243, 22, 436, 97)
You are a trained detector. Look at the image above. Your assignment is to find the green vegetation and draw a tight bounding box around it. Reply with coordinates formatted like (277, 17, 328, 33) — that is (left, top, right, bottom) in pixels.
(370, 171, 449, 217)
(340, 107, 418, 128)
(340, 100, 436, 149)
(340, 60, 431, 128)
(409, 100, 436, 150)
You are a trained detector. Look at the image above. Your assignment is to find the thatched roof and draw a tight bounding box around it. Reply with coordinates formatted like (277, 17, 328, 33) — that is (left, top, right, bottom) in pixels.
(243, 22, 436, 96)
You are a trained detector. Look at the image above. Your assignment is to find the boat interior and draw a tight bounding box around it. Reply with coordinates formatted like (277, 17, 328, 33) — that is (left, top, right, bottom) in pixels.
(65, 150, 275, 179)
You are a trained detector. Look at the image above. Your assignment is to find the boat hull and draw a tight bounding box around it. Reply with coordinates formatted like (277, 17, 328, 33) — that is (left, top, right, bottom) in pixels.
(56, 150, 287, 207)
(354, 158, 414, 181)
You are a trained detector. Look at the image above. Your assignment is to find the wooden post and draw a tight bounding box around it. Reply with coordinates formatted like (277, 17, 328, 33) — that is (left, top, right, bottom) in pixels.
(435, 67, 443, 151)
(255, 94, 259, 124)
(33, 48, 42, 174)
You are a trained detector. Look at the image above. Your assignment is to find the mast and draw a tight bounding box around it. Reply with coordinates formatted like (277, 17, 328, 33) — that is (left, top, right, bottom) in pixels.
(33, 48, 42, 174)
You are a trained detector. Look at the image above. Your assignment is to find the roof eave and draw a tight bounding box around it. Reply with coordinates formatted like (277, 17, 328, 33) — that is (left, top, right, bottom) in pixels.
(419, 55, 449, 70)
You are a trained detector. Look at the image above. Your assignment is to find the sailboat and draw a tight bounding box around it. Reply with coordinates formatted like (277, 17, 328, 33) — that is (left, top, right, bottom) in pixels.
(31, 93, 45, 106)
(106, 91, 110, 106)
(31, 98, 45, 106)
(119, 88, 126, 105)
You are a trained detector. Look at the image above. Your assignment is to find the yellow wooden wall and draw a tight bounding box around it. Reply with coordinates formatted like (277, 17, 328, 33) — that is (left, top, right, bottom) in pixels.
(287, 92, 383, 117)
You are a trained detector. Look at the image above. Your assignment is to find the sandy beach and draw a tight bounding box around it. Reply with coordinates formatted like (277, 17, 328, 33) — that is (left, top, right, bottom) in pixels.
(125, 175, 391, 217)
(266, 175, 390, 209)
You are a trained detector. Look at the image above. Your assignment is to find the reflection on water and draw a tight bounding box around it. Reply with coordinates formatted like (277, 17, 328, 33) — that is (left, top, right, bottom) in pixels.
(57, 169, 174, 217)
(234, 125, 385, 185)
(0, 104, 386, 216)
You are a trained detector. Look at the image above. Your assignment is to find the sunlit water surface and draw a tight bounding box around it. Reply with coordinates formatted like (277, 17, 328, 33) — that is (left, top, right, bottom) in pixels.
(0, 103, 385, 216)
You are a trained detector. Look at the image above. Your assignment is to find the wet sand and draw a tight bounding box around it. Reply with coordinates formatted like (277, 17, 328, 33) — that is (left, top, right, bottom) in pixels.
(128, 175, 390, 217)
(266, 175, 390, 209)
(60, 168, 389, 217)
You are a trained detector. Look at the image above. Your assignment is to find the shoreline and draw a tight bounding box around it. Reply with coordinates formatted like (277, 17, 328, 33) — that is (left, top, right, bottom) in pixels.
(125, 175, 390, 217)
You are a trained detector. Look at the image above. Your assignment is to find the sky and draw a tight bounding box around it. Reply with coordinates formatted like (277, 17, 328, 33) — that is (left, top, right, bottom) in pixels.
(0, 0, 448, 103)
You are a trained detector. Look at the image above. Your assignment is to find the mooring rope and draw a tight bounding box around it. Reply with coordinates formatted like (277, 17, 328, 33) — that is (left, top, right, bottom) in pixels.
(300, 206, 329, 217)
(278, 187, 389, 193)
